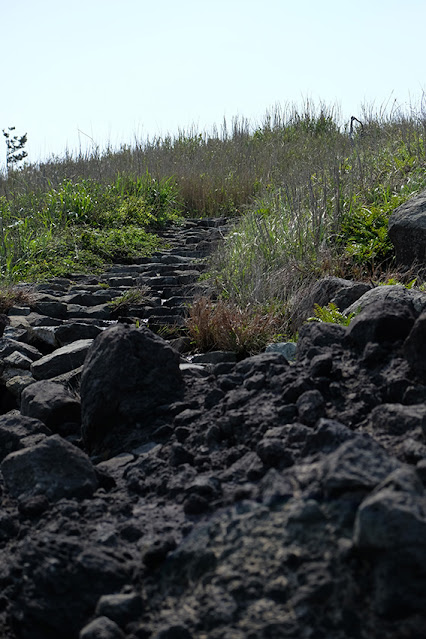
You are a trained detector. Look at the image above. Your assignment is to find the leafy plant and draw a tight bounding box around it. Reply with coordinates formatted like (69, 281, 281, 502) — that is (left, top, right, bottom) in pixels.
(306, 302, 358, 326)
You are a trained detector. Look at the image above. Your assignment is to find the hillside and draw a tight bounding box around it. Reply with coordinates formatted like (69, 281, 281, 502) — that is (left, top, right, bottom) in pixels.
(1, 103, 426, 342)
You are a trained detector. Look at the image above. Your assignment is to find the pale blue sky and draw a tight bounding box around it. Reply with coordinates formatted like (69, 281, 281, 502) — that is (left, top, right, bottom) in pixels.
(2, 0, 426, 167)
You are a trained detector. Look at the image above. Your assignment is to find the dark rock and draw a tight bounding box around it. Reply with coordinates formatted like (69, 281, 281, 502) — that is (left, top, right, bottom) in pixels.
(346, 299, 416, 349)
(192, 351, 236, 364)
(79, 616, 125, 639)
(0, 338, 42, 362)
(369, 402, 426, 436)
(388, 188, 426, 266)
(80, 325, 183, 455)
(332, 282, 372, 311)
(309, 352, 333, 377)
(17, 494, 50, 519)
(345, 284, 426, 316)
(183, 493, 210, 514)
(153, 625, 192, 639)
(1, 223, 425, 639)
(31, 295, 68, 319)
(67, 303, 112, 320)
(2, 350, 33, 370)
(95, 592, 143, 627)
(308, 276, 367, 308)
(0, 313, 10, 337)
(0, 412, 50, 461)
(321, 436, 399, 496)
(1, 435, 98, 501)
(257, 468, 295, 506)
(11, 532, 131, 639)
(354, 466, 426, 549)
(296, 322, 347, 360)
(142, 536, 177, 569)
(0, 511, 20, 542)
(296, 389, 325, 426)
(185, 475, 221, 500)
(30, 339, 93, 380)
(256, 438, 293, 468)
(404, 310, 426, 379)
(234, 351, 288, 377)
(170, 443, 194, 467)
(302, 418, 354, 456)
(55, 322, 104, 345)
(354, 467, 426, 617)
(20, 381, 81, 432)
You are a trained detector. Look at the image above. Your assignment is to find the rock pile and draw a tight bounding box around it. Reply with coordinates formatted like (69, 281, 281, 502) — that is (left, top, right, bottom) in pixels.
(0, 218, 425, 638)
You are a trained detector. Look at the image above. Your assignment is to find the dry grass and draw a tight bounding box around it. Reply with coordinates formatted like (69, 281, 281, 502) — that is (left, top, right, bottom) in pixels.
(186, 296, 286, 355)
(0, 285, 34, 314)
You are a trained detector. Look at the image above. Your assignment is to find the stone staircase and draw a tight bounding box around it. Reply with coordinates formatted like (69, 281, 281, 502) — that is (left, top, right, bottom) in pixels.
(0, 217, 230, 409)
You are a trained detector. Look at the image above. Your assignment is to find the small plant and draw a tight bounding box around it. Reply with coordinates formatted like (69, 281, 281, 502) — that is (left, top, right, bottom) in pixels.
(376, 277, 418, 289)
(0, 285, 33, 313)
(306, 302, 358, 326)
(108, 286, 151, 313)
(2, 127, 28, 172)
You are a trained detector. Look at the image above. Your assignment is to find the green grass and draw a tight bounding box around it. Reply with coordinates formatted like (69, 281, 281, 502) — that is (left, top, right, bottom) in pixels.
(0, 172, 183, 280)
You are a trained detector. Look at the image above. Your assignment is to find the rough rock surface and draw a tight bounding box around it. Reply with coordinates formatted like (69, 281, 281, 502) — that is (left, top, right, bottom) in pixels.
(388, 188, 426, 266)
(0, 218, 425, 638)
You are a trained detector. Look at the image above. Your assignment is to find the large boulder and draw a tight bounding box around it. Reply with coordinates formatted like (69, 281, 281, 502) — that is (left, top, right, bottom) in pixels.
(344, 284, 426, 316)
(80, 325, 183, 455)
(388, 189, 426, 267)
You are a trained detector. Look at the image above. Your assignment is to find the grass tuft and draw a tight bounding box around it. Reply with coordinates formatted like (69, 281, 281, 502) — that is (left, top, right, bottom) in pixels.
(0, 285, 33, 313)
(186, 296, 286, 356)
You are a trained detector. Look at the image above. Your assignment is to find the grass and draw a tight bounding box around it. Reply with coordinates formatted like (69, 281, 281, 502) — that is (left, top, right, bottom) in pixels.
(108, 286, 151, 315)
(186, 296, 286, 356)
(0, 172, 183, 281)
(1, 99, 426, 350)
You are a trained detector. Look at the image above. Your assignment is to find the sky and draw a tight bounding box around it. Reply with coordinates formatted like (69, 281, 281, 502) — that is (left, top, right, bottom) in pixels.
(2, 0, 426, 168)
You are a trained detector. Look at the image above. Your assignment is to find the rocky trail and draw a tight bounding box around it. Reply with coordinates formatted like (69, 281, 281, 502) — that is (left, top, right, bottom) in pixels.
(0, 216, 426, 638)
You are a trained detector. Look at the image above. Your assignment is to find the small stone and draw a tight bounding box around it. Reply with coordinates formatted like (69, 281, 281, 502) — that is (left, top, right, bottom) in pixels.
(184, 493, 210, 514)
(79, 616, 125, 639)
(296, 389, 325, 426)
(95, 592, 143, 627)
(256, 438, 293, 468)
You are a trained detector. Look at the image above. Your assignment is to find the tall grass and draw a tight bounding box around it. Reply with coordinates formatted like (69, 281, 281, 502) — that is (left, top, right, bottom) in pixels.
(204, 101, 426, 329)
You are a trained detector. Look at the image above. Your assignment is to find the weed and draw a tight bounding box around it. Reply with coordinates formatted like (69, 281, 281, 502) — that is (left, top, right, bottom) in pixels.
(306, 302, 358, 326)
(0, 285, 33, 313)
(108, 286, 151, 313)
